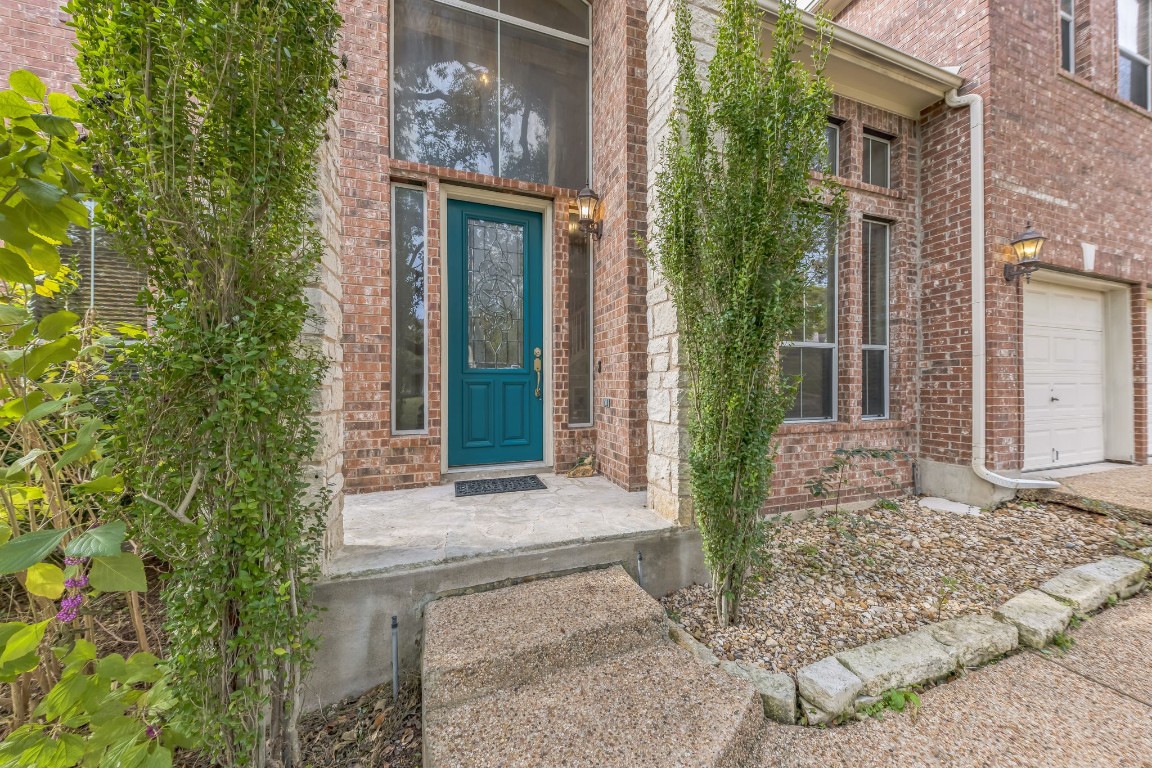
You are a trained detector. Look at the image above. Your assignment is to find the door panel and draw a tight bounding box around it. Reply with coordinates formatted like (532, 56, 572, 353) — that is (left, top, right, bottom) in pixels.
(447, 200, 544, 467)
(1023, 283, 1106, 470)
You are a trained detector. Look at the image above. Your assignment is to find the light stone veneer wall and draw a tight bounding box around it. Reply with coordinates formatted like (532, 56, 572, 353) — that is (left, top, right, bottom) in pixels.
(308, 118, 346, 566)
(645, 0, 720, 526)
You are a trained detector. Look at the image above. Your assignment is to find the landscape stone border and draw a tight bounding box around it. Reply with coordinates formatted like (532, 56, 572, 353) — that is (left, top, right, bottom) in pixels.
(673, 547, 1151, 727)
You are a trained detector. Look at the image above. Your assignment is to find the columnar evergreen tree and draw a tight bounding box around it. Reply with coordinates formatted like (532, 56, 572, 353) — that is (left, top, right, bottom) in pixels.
(68, 1, 341, 764)
(652, 0, 842, 626)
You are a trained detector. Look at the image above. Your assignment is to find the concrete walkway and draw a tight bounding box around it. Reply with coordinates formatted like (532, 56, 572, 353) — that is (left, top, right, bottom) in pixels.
(756, 595, 1152, 767)
(1020, 463, 1152, 525)
(422, 567, 761, 767)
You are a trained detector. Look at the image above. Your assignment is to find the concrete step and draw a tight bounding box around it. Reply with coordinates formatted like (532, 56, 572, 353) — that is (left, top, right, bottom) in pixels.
(421, 565, 763, 767)
(424, 643, 762, 768)
(422, 566, 667, 711)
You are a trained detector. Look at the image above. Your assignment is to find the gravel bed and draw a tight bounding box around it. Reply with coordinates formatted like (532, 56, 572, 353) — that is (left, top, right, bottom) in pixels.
(662, 499, 1152, 675)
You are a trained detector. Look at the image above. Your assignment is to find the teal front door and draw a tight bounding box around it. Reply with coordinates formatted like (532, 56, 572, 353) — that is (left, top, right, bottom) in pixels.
(446, 200, 545, 467)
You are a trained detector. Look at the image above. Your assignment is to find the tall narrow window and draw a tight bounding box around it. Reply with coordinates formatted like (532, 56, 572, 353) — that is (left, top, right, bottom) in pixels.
(1061, 0, 1075, 73)
(1119, 0, 1151, 109)
(784, 217, 837, 422)
(862, 220, 890, 419)
(393, 186, 428, 433)
(567, 216, 592, 426)
(862, 132, 891, 188)
(392, 0, 591, 188)
(825, 121, 841, 176)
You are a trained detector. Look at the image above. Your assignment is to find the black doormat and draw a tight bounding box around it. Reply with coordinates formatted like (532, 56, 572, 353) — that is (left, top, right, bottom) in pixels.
(454, 475, 548, 498)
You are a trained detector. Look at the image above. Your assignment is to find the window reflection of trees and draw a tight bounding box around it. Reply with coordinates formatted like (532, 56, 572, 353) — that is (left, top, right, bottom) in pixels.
(393, 0, 589, 189)
(394, 187, 427, 431)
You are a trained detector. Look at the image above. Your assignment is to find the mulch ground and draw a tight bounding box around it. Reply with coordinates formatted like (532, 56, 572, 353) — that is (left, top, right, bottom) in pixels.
(662, 498, 1152, 674)
(298, 678, 423, 768)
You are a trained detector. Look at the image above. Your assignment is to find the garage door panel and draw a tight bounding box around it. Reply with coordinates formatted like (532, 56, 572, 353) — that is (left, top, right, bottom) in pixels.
(1023, 334, 1049, 363)
(1023, 283, 1105, 471)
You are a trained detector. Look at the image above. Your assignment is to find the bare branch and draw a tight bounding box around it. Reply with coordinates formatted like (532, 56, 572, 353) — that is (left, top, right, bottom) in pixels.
(140, 466, 205, 525)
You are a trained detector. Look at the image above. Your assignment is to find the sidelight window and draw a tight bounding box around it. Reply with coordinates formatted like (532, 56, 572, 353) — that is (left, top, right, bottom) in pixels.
(862, 219, 890, 419)
(393, 185, 428, 433)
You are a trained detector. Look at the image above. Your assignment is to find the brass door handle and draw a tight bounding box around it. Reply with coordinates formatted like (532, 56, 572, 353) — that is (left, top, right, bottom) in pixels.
(533, 347, 543, 399)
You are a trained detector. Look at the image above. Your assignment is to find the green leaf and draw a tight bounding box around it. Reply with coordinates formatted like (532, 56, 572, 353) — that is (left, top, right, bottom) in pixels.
(95, 653, 127, 681)
(62, 638, 97, 668)
(36, 310, 80, 342)
(10, 335, 81, 379)
(56, 417, 102, 469)
(25, 562, 66, 599)
(124, 653, 162, 685)
(65, 521, 126, 559)
(15, 178, 66, 212)
(22, 398, 67, 422)
(30, 114, 77, 140)
(72, 474, 124, 495)
(34, 671, 89, 723)
(0, 620, 49, 665)
(89, 553, 146, 592)
(0, 528, 69, 574)
(47, 93, 79, 120)
(0, 304, 29, 328)
(0, 90, 38, 119)
(0, 248, 36, 285)
(9, 70, 47, 102)
(8, 317, 38, 347)
(140, 745, 173, 768)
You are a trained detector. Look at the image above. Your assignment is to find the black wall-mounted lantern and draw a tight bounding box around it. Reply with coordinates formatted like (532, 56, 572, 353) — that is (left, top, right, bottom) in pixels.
(576, 184, 604, 240)
(1005, 222, 1046, 283)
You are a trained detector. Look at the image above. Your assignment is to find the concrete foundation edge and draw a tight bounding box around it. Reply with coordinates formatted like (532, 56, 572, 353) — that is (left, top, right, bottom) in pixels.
(918, 459, 1014, 508)
(303, 526, 707, 710)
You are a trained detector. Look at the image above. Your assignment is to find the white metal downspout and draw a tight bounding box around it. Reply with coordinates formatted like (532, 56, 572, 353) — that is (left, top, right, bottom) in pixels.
(945, 89, 1058, 492)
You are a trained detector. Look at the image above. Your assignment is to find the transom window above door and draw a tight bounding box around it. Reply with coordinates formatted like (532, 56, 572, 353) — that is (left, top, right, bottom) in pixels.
(392, 0, 592, 189)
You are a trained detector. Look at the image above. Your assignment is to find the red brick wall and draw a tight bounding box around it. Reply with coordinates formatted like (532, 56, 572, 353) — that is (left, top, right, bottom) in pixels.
(835, 0, 992, 471)
(338, 0, 650, 493)
(590, 0, 651, 491)
(983, 0, 1151, 468)
(767, 96, 920, 513)
(839, 0, 1151, 473)
(0, 2, 77, 96)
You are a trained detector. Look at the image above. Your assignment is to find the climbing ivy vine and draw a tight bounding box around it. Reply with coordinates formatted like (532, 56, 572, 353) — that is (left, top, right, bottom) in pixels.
(68, 1, 341, 765)
(651, 0, 843, 626)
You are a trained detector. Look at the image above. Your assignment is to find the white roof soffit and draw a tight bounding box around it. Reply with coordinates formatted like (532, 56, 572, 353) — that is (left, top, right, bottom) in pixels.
(758, 0, 964, 119)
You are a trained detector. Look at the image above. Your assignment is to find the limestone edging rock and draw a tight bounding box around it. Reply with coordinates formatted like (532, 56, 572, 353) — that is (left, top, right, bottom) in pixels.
(708, 553, 1145, 727)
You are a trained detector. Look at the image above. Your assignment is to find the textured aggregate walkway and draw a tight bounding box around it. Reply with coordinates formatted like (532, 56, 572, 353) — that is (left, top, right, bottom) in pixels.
(1021, 464, 1152, 525)
(421, 567, 762, 767)
(754, 595, 1152, 767)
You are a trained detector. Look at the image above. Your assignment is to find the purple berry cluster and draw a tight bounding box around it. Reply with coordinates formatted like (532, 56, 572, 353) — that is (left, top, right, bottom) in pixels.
(56, 593, 84, 623)
(57, 556, 91, 623)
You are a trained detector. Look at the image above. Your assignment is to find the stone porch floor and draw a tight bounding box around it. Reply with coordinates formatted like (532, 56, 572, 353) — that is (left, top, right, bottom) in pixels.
(329, 474, 674, 576)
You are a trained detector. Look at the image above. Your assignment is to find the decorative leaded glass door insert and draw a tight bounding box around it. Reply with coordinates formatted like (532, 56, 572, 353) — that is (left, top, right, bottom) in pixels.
(447, 200, 544, 466)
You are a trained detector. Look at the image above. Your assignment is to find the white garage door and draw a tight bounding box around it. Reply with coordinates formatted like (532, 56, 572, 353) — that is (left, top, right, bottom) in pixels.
(1023, 283, 1105, 470)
